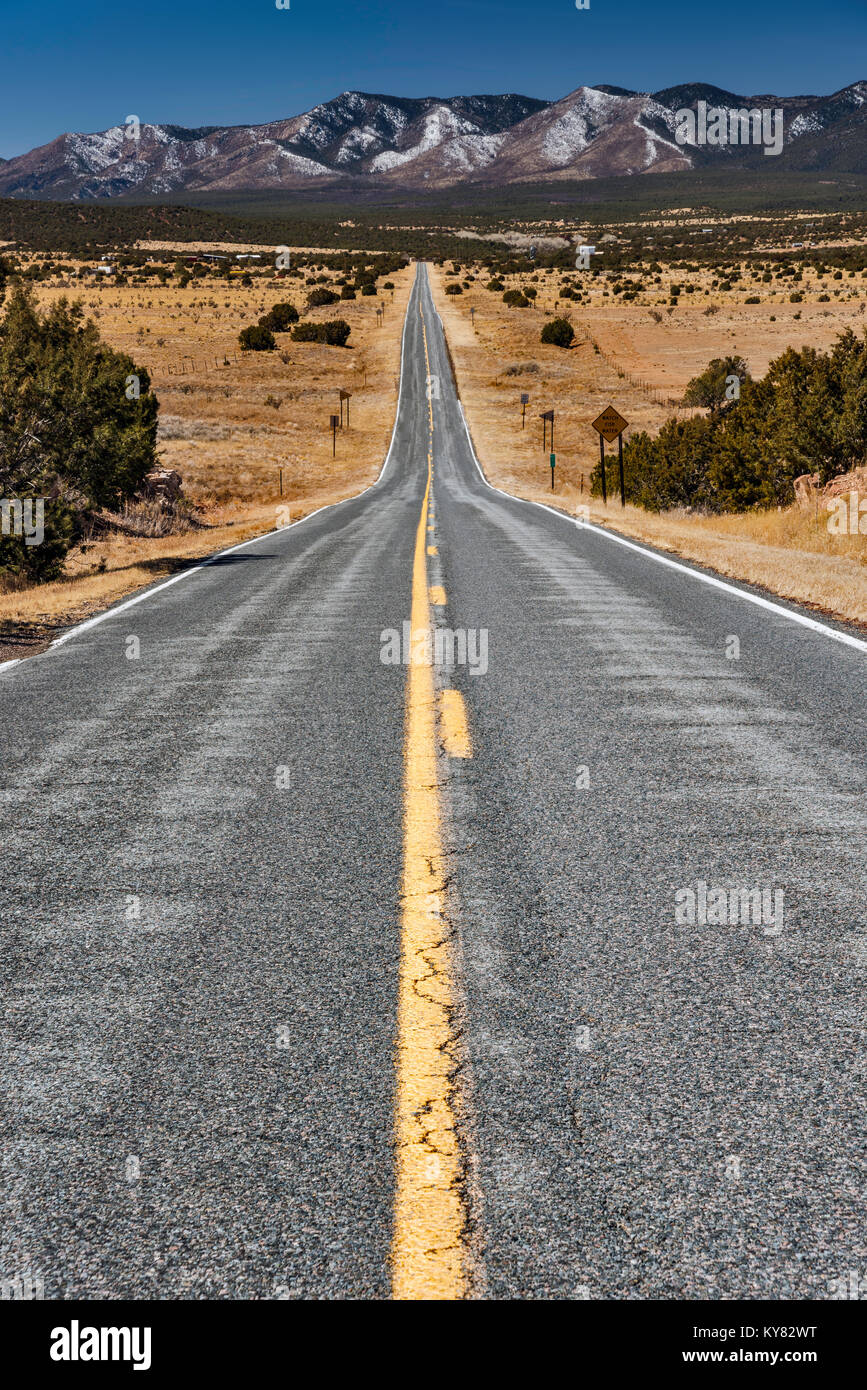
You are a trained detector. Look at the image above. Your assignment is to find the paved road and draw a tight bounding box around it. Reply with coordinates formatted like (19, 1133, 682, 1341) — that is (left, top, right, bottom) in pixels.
(1, 264, 865, 1300)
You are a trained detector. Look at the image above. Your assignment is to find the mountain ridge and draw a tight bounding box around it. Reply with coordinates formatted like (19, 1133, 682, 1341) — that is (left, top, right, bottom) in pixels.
(1, 81, 864, 200)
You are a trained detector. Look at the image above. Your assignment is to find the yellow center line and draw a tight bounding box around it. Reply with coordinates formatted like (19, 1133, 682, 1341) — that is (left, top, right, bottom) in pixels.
(439, 690, 473, 760)
(428, 585, 447, 606)
(391, 303, 466, 1302)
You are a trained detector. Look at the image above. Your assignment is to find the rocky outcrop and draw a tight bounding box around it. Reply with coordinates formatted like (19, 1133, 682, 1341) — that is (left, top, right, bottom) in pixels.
(140, 468, 183, 504)
(821, 466, 867, 502)
(795, 466, 867, 515)
(793, 473, 820, 511)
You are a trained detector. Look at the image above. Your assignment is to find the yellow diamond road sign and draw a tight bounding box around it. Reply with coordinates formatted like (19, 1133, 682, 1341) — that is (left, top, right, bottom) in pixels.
(591, 406, 629, 443)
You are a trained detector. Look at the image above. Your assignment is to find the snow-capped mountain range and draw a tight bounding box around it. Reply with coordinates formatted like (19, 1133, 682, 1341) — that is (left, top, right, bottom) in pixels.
(1, 82, 865, 200)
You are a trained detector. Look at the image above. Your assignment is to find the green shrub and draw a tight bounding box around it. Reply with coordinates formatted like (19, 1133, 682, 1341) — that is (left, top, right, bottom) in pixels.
(683, 356, 749, 413)
(361, 283, 377, 296)
(239, 324, 276, 351)
(307, 288, 339, 308)
(595, 415, 716, 511)
(0, 287, 158, 582)
(445, 284, 463, 295)
(322, 319, 351, 346)
(503, 289, 530, 308)
(0, 254, 14, 307)
(290, 319, 351, 347)
(258, 302, 299, 331)
(612, 329, 867, 513)
(540, 318, 574, 348)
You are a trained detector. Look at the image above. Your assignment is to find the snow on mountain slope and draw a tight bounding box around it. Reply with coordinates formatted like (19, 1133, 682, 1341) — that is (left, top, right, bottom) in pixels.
(487, 86, 693, 182)
(369, 106, 503, 175)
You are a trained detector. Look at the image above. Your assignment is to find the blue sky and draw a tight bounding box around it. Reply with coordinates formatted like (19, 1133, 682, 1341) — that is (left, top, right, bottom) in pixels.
(1, 0, 864, 158)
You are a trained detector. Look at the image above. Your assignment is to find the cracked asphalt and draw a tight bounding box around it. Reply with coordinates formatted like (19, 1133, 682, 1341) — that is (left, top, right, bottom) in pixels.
(1, 263, 865, 1300)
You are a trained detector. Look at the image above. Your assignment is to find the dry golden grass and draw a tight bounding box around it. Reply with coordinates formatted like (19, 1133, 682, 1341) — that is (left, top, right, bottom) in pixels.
(430, 263, 867, 629)
(1, 264, 412, 650)
(0, 510, 272, 645)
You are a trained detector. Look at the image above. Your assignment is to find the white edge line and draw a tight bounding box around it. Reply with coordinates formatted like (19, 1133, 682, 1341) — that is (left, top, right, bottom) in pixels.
(1, 266, 422, 672)
(376, 266, 414, 483)
(453, 401, 867, 657)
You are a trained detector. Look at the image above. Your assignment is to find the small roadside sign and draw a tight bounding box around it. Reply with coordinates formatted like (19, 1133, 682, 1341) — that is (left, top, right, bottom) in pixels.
(539, 409, 554, 451)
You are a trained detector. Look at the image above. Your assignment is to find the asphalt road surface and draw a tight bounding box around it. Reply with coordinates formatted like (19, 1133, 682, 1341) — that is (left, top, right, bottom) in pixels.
(1, 264, 865, 1301)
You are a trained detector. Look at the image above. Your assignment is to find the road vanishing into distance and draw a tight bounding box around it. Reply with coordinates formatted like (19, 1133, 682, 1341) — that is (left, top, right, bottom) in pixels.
(1, 264, 866, 1301)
